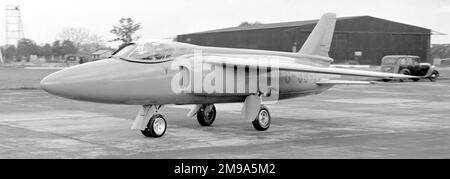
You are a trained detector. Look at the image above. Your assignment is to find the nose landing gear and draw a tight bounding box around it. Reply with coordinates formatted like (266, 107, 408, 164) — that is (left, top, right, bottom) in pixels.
(132, 105, 168, 138)
(141, 114, 167, 138)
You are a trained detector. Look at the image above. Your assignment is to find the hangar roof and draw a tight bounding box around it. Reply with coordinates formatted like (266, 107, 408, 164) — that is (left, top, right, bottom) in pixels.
(182, 16, 433, 35)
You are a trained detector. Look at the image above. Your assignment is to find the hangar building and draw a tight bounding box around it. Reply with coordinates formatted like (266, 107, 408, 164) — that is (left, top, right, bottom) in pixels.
(177, 16, 433, 65)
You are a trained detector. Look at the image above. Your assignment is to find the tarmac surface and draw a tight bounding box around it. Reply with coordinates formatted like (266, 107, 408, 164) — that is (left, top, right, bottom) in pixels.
(0, 67, 450, 158)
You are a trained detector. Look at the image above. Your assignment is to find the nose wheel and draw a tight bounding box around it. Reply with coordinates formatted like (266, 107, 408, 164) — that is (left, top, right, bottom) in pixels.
(252, 106, 271, 131)
(197, 104, 216, 126)
(141, 114, 167, 138)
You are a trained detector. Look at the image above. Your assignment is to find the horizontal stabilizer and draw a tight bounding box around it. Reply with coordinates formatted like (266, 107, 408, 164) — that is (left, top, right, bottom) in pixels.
(317, 79, 377, 85)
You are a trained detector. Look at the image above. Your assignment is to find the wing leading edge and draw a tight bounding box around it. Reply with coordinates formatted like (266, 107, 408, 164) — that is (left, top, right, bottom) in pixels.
(203, 58, 419, 79)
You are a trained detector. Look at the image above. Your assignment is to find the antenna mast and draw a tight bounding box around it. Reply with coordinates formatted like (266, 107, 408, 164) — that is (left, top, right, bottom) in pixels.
(5, 5, 25, 46)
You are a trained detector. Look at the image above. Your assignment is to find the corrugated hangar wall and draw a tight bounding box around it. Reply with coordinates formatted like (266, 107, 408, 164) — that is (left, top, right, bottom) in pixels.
(177, 16, 431, 65)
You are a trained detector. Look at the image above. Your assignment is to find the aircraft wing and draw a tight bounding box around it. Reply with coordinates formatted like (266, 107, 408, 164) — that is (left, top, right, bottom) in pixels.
(203, 58, 418, 79)
(316, 79, 377, 85)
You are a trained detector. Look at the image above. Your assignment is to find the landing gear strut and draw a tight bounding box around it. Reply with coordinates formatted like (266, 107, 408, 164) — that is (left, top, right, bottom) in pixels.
(134, 100, 272, 138)
(197, 104, 216, 126)
(252, 105, 271, 131)
(132, 105, 167, 138)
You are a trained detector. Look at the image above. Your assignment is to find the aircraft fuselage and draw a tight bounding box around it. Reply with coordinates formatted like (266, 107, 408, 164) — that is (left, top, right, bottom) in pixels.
(40, 44, 335, 105)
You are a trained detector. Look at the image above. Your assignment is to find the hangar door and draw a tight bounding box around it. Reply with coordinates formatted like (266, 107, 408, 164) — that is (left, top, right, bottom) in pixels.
(329, 33, 349, 64)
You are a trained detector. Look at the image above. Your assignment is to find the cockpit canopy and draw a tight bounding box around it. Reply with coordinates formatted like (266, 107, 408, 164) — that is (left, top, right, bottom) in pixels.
(130, 42, 175, 60)
(112, 41, 193, 63)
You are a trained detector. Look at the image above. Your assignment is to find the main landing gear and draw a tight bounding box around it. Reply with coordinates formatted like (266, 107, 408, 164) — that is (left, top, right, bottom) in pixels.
(252, 105, 271, 131)
(196, 104, 216, 126)
(195, 104, 271, 131)
(133, 102, 272, 138)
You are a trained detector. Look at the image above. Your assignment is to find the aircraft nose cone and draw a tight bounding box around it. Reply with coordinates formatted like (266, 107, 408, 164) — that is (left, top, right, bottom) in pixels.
(40, 65, 90, 99)
(40, 73, 58, 94)
(40, 58, 168, 104)
(40, 59, 124, 102)
(40, 70, 72, 96)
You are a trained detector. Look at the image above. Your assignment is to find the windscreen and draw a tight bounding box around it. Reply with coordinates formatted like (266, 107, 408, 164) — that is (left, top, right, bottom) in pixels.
(128, 42, 175, 61)
(112, 44, 137, 58)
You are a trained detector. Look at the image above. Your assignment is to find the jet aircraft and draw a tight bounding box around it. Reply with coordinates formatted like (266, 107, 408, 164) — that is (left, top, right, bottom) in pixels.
(40, 13, 417, 137)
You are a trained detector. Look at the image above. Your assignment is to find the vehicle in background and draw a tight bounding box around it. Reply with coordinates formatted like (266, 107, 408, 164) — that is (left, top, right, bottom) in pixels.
(380, 55, 439, 82)
(91, 50, 113, 61)
(65, 54, 90, 64)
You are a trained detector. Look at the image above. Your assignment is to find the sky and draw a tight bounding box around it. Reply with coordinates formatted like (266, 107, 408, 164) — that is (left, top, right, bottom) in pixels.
(1, 0, 450, 47)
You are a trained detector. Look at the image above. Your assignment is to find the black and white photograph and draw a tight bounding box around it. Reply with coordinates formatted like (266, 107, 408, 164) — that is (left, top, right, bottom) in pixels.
(0, 0, 449, 174)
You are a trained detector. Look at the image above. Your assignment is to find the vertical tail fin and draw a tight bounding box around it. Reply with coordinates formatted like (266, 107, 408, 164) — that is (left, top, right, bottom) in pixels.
(299, 13, 336, 57)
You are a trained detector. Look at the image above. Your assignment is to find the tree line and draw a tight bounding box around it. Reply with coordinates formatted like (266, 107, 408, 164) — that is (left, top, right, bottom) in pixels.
(2, 39, 79, 62)
(1, 17, 143, 62)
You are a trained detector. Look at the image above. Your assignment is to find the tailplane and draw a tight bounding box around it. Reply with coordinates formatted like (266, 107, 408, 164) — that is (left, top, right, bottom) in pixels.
(299, 13, 336, 57)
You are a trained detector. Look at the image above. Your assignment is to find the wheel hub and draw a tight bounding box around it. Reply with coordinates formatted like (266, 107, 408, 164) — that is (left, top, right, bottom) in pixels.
(258, 110, 270, 127)
(203, 105, 214, 121)
(153, 117, 166, 135)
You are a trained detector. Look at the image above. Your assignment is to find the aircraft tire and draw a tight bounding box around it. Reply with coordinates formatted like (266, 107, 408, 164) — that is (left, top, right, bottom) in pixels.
(141, 114, 167, 138)
(197, 104, 216, 126)
(252, 106, 271, 131)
